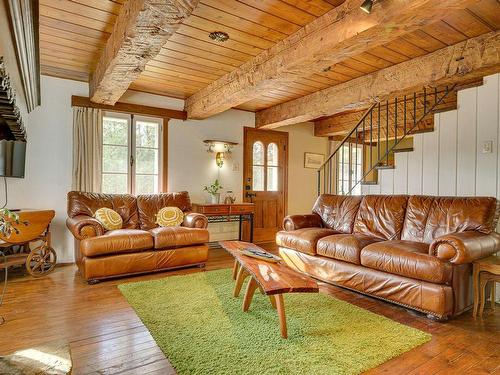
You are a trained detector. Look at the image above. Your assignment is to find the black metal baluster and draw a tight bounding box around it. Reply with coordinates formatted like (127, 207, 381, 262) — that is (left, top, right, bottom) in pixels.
(394, 97, 398, 144)
(386, 100, 389, 164)
(413, 92, 417, 131)
(370, 109, 373, 176)
(341, 143, 344, 195)
(355, 127, 358, 191)
(378, 102, 381, 162)
(348, 140, 352, 194)
(403, 95, 407, 136)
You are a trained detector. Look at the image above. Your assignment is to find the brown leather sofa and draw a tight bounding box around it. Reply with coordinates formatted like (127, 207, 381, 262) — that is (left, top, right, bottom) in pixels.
(66, 191, 209, 283)
(277, 195, 500, 319)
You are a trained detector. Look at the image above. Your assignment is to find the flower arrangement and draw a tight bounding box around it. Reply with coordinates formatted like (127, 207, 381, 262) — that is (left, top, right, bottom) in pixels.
(203, 179, 223, 204)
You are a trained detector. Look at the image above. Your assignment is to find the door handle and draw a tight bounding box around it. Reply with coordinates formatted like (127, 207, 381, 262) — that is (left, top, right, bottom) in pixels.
(245, 192, 257, 200)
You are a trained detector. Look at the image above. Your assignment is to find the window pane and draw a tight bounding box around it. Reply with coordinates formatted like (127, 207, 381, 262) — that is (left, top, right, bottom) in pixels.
(136, 148, 158, 174)
(267, 166, 278, 191)
(136, 174, 158, 194)
(102, 173, 127, 194)
(103, 117, 128, 146)
(267, 143, 278, 166)
(136, 121, 159, 148)
(252, 141, 264, 165)
(253, 166, 264, 191)
(103, 145, 128, 173)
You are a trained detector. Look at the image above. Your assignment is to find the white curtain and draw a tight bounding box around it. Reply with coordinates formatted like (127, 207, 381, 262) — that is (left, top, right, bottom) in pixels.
(72, 106, 102, 192)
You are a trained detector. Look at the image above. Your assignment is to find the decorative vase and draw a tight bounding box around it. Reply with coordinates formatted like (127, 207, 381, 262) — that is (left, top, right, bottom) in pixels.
(211, 193, 220, 204)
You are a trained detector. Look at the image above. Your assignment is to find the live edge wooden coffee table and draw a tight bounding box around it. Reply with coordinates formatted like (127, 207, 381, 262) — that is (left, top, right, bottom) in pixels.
(219, 241, 319, 338)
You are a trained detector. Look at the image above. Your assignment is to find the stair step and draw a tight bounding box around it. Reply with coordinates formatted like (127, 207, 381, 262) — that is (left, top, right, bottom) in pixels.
(361, 181, 378, 185)
(392, 147, 414, 153)
(375, 164, 395, 170)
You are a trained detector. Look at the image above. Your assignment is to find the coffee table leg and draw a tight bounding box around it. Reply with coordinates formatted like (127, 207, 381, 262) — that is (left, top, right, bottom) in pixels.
(232, 260, 240, 280)
(243, 277, 258, 312)
(269, 295, 277, 309)
(274, 294, 287, 339)
(233, 267, 249, 297)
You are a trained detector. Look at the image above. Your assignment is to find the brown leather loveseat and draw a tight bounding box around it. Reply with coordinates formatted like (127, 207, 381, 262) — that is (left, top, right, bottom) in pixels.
(277, 195, 500, 320)
(66, 191, 209, 283)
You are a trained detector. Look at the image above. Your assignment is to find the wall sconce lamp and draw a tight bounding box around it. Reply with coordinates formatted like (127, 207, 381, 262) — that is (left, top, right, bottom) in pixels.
(203, 140, 238, 168)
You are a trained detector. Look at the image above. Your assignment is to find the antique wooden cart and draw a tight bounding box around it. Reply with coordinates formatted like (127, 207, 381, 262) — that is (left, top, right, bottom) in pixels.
(0, 210, 57, 277)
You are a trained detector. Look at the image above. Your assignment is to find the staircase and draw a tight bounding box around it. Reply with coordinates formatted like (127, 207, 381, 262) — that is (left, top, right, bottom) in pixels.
(317, 85, 458, 196)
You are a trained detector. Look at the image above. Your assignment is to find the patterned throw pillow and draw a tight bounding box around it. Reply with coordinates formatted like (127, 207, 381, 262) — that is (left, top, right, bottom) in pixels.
(94, 207, 123, 231)
(156, 207, 184, 227)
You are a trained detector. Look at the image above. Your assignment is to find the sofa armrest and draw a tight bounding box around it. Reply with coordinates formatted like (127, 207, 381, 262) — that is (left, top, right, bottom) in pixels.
(66, 215, 105, 240)
(282, 213, 322, 231)
(183, 213, 209, 229)
(430, 231, 500, 264)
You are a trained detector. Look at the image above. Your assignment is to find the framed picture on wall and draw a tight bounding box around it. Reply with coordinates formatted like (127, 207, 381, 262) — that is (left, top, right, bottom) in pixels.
(304, 152, 325, 169)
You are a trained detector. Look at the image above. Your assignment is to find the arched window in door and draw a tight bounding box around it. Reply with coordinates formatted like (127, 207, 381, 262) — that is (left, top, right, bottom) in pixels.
(267, 143, 278, 191)
(252, 141, 264, 191)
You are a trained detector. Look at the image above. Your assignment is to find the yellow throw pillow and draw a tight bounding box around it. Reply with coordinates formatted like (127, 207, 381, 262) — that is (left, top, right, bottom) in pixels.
(94, 207, 123, 231)
(156, 207, 184, 227)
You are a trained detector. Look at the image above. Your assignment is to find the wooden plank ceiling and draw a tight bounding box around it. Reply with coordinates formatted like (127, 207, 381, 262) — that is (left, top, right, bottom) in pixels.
(40, 0, 500, 120)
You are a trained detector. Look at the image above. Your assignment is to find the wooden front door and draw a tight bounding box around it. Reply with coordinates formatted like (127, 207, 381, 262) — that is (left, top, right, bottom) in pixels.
(243, 127, 288, 243)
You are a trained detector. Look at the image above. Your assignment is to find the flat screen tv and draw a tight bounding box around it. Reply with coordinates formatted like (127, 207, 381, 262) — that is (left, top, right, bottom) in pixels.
(0, 140, 26, 178)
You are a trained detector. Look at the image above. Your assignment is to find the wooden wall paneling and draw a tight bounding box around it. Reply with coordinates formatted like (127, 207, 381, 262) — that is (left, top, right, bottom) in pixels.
(475, 74, 499, 196)
(393, 152, 409, 194)
(438, 110, 458, 195)
(422, 116, 440, 195)
(456, 87, 478, 196)
(369, 181, 381, 194)
(407, 134, 424, 195)
(380, 169, 394, 194)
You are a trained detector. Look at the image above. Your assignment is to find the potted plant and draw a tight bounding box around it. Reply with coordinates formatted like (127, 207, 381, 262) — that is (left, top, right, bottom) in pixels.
(203, 179, 223, 204)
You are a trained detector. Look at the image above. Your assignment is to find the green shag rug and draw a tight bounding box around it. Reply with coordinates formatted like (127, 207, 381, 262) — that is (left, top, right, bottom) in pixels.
(118, 269, 431, 375)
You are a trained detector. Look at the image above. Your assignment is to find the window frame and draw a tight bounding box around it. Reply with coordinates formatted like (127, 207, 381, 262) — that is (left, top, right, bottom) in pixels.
(102, 111, 164, 195)
(337, 144, 362, 195)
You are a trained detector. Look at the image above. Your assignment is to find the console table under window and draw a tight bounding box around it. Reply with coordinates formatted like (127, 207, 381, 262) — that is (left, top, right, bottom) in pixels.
(192, 203, 255, 244)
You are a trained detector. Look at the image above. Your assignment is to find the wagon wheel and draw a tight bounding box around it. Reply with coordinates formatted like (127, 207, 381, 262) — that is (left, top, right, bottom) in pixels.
(26, 245, 57, 277)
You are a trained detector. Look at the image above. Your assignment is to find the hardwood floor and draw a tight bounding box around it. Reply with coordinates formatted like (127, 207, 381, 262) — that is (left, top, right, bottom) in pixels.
(1, 244, 498, 375)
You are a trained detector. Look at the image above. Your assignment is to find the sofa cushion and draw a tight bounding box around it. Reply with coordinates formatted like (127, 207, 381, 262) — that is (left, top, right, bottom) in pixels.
(276, 228, 338, 255)
(67, 191, 139, 229)
(136, 192, 192, 230)
(317, 234, 382, 264)
(150, 227, 209, 249)
(353, 195, 408, 240)
(401, 196, 500, 244)
(312, 195, 363, 233)
(80, 229, 153, 257)
(360, 240, 452, 284)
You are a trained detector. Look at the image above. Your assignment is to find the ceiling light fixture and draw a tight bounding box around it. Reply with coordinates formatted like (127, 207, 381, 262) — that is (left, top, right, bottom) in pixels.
(209, 31, 229, 42)
(360, 0, 374, 13)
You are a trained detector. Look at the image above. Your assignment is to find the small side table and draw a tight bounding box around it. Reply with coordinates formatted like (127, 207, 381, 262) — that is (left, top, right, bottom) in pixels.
(472, 254, 499, 318)
(192, 203, 255, 243)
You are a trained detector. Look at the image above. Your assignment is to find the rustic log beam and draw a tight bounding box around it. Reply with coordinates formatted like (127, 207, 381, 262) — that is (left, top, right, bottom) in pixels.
(90, 0, 199, 105)
(185, 0, 479, 119)
(256, 30, 500, 129)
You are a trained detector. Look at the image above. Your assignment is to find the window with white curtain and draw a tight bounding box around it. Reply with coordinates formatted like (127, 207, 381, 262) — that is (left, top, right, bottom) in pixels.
(101, 112, 163, 195)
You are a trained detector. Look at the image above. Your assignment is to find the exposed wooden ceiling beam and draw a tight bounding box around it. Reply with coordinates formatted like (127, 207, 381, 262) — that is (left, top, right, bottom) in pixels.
(72, 96, 186, 120)
(184, 0, 479, 120)
(90, 0, 198, 105)
(256, 30, 500, 129)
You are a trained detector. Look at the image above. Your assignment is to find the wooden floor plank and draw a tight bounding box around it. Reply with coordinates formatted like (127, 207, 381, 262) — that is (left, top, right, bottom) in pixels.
(0, 244, 498, 375)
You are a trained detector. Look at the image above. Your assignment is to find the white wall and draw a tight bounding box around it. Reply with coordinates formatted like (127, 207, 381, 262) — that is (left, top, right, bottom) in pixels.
(281, 123, 329, 215)
(5, 75, 326, 261)
(7, 77, 88, 263)
(361, 73, 500, 200)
